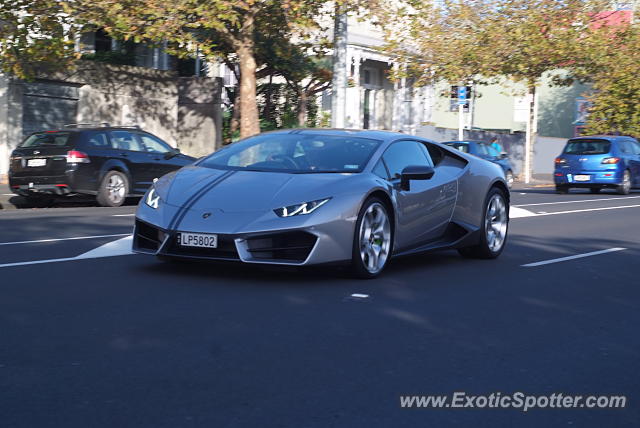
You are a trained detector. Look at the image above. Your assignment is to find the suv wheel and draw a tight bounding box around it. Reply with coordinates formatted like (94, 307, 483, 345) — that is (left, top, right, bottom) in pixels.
(97, 171, 129, 207)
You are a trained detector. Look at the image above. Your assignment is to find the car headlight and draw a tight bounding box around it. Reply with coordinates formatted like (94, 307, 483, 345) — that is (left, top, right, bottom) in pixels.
(145, 187, 160, 209)
(274, 198, 330, 217)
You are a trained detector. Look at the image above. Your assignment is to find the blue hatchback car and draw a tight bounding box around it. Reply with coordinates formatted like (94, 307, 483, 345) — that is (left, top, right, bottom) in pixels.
(443, 140, 514, 187)
(554, 135, 640, 194)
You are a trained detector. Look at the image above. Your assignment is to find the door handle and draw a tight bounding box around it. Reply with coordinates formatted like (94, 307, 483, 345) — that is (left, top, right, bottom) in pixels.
(120, 152, 128, 157)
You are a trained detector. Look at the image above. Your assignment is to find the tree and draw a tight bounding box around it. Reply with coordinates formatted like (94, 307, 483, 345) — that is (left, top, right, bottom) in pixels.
(0, 0, 78, 79)
(381, 0, 605, 182)
(576, 21, 640, 135)
(64, 0, 329, 139)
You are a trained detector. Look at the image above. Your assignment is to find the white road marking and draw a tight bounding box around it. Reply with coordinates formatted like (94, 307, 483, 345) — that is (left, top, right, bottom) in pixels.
(514, 195, 640, 207)
(350, 293, 369, 299)
(112, 214, 135, 217)
(522, 247, 627, 267)
(509, 206, 537, 218)
(0, 236, 133, 269)
(510, 204, 640, 219)
(0, 233, 131, 246)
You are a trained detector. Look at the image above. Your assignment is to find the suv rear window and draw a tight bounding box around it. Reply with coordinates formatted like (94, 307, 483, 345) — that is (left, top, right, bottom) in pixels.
(20, 132, 71, 148)
(564, 139, 611, 155)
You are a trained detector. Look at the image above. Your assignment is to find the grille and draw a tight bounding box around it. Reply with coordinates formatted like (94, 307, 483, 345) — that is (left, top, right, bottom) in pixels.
(245, 231, 317, 262)
(134, 220, 165, 253)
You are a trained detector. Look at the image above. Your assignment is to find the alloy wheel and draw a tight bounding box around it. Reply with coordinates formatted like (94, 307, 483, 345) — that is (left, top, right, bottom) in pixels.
(485, 193, 508, 252)
(107, 174, 126, 204)
(359, 202, 391, 274)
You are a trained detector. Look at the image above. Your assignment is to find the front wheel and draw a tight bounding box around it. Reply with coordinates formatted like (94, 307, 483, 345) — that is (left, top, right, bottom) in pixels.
(351, 197, 393, 279)
(505, 170, 514, 188)
(97, 170, 129, 207)
(458, 187, 509, 259)
(617, 170, 631, 195)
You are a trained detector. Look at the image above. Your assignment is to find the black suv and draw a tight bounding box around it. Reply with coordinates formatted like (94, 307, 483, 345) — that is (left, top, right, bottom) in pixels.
(9, 124, 196, 207)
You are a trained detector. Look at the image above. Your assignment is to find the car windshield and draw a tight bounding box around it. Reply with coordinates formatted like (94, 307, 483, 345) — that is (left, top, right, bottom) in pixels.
(20, 132, 71, 148)
(200, 133, 382, 173)
(444, 142, 470, 153)
(564, 139, 611, 155)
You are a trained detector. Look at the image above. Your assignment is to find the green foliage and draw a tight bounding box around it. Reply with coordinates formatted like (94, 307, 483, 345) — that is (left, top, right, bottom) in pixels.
(0, 0, 78, 78)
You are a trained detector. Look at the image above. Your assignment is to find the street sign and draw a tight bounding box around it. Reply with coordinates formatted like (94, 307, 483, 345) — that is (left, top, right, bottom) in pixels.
(457, 86, 467, 105)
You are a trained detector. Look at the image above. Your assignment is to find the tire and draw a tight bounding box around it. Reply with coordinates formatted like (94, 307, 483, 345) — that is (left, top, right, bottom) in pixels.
(96, 170, 129, 207)
(351, 197, 393, 279)
(617, 170, 631, 195)
(505, 170, 514, 188)
(555, 185, 569, 194)
(458, 187, 509, 259)
(589, 187, 601, 194)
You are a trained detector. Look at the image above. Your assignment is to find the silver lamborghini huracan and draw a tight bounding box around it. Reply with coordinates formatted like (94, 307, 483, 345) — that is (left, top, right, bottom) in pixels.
(133, 129, 509, 278)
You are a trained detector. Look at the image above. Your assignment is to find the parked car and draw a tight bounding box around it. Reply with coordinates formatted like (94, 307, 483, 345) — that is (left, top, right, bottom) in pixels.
(443, 140, 514, 187)
(554, 135, 640, 194)
(133, 129, 510, 278)
(9, 124, 196, 207)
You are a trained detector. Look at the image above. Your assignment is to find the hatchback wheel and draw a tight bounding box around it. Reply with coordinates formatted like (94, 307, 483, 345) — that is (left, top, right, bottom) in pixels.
(97, 171, 129, 207)
(458, 187, 508, 259)
(352, 198, 393, 279)
(617, 170, 631, 195)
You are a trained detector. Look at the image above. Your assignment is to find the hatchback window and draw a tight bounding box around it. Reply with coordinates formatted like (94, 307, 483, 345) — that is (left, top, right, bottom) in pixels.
(110, 131, 143, 151)
(444, 142, 470, 153)
(564, 139, 611, 155)
(20, 132, 70, 147)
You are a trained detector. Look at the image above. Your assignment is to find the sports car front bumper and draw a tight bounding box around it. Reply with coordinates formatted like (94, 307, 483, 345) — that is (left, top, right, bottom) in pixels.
(132, 194, 362, 266)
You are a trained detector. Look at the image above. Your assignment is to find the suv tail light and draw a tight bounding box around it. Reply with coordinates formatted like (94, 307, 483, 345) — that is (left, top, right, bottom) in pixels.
(555, 157, 567, 165)
(601, 157, 620, 164)
(66, 150, 90, 163)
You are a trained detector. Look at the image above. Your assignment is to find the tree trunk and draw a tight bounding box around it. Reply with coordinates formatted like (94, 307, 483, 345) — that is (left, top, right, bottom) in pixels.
(229, 88, 241, 142)
(297, 91, 308, 127)
(237, 44, 261, 139)
(524, 84, 537, 184)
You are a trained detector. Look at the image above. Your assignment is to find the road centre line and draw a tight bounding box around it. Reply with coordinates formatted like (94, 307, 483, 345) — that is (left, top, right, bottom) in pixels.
(0, 233, 130, 246)
(522, 247, 627, 267)
(514, 195, 640, 207)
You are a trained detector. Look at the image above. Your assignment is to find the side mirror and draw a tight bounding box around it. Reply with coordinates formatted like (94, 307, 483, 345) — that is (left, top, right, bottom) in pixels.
(499, 152, 508, 160)
(400, 165, 435, 191)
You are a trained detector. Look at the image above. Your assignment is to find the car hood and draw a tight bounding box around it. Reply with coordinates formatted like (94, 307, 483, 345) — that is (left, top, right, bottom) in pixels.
(161, 166, 358, 212)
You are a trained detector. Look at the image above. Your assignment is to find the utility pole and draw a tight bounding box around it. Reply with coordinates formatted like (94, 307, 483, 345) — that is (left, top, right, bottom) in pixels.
(331, 4, 347, 128)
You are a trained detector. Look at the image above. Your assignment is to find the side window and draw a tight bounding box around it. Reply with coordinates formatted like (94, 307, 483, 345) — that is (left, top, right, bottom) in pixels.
(476, 144, 489, 156)
(382, 141, 432, 180)
(139, 133, 173, 154)
(372, 160, 389, 180)
(618, 141, 630, 154)
(629, 140, 640, 155)
(110, 131, 143, 152)
(85, 132, 109, 148)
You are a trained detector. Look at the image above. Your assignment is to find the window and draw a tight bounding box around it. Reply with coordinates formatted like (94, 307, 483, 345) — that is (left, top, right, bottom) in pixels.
(564, 139, 611, 155)
(372, 160, 389, 179)
(445, 142, 470, 153)
(85, 133, 109, 148)
(484, 144, 500, 157)
(20, 132, 70, 147)
(139, 134, 172, 153)
(628, 140, 640, 155)
(110, 131, 143, 152)
(382, 141, 433, 180)
(476, 144, 489, 156)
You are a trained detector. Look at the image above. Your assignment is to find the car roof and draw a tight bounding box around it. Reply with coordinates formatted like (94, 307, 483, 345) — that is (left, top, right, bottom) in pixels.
(29, 126, 147, 134)
(264, 128, 426, 142)
(568, 135, 635, 143)
(443, 140, 483, 144)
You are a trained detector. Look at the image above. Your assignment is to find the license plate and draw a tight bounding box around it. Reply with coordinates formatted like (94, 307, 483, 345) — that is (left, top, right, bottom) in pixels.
(574, 174, 590, 182)
(27, 158, 46, 167)
(178, 232, 218, 248)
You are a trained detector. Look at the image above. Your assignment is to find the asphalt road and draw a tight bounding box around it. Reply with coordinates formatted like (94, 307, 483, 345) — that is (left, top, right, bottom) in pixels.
(1, 188, 639, 427)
